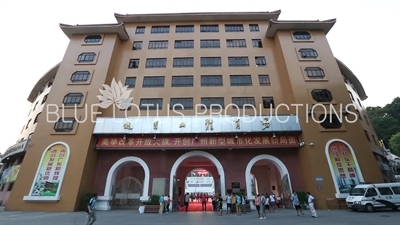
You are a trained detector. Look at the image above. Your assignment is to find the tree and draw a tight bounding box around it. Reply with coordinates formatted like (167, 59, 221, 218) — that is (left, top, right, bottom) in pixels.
(367, 97, 400, 148)
(389, 132, 400, 156)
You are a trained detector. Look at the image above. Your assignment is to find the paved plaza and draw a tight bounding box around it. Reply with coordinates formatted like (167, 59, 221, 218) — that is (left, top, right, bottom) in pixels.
(0, 208, 399, 225)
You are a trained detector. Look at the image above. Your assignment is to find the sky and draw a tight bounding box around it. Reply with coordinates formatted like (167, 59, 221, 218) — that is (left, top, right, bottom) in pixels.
(0, 0, 399, 154)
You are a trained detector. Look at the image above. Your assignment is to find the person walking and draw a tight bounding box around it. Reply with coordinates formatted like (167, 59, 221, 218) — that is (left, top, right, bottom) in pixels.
(307, 192, 318, 218)
(290, 191, 305, 216)
(166, 195, 171, 213)
(159, 195, 165, 215)
(218, 194, 223, 216)
(184, 193, 190, 212)
(85, 193, 97, 225)
(254, 194, 261, 218)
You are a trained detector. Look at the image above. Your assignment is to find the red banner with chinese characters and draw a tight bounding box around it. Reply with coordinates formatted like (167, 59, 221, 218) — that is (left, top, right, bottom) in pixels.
(96, 135, 299, 149)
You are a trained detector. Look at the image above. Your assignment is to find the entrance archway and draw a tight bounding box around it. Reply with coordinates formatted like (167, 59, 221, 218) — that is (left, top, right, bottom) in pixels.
(98, 156, 150, 210)
(245, 155, 292, 200)
(169, 151, 226, 206)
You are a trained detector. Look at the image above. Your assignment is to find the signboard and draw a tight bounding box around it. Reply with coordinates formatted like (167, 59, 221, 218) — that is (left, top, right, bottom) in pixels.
(97, 135, 299, 149)
(0, 165, 21, 184)
(327, 141, 363, 195)
(23, 142, 70, 202)
(1, 139, 28, 161)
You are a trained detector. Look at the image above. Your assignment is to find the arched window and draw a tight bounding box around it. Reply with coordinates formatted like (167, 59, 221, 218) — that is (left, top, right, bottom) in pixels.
(293, 31, 311, 40)
(84, 35, 102, 43)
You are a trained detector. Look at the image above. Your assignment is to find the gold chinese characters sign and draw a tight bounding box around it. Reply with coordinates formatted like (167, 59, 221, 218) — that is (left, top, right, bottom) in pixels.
(96, 135, 299, 149)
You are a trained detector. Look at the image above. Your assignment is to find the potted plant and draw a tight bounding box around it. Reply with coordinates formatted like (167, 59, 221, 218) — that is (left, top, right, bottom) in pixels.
(296, 191, 308, 210)
(82, 193, 96, 212)
(141, 195, 161, 213)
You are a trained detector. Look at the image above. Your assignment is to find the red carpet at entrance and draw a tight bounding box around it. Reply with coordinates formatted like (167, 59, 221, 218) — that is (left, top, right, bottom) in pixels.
(179, 202, 213, 212)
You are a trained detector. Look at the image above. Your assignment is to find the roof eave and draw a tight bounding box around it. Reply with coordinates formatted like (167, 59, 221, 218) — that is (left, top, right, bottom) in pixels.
(114, 10, 281, 23)
(336, 58, 368, 101)
(265, 19, 336, 38)
(27, 63, 60, 103)
(59, 23, 130, 41)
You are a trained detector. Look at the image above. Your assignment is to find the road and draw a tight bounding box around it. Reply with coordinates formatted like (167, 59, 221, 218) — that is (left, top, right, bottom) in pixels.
(0, 208, 398, 225)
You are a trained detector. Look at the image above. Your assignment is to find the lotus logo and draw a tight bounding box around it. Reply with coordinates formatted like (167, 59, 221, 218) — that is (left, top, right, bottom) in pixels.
(97, 78, 133, 109)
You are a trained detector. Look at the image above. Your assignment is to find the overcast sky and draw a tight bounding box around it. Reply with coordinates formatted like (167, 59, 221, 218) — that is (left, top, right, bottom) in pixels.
(0, 0, 399, 154)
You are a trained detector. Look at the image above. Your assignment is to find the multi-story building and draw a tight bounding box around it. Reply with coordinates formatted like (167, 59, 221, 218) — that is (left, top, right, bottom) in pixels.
(3, 10, 391, 211)
(0, 65, 57, 206)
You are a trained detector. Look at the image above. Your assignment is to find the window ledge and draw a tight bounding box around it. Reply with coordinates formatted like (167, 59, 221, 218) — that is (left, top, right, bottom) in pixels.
(23, 195, 60, 202)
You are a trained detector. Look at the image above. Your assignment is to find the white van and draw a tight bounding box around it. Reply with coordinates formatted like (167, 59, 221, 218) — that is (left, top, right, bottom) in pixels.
(346, 183, 400, 212)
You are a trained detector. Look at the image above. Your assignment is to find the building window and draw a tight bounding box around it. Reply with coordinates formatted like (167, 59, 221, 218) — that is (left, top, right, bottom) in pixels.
(135, 26, 145, 34)
(143, 76, 165, 88)
(84, 35, 102, 43)
(42, 94, 48, 104)
(252, 39, 262, 48)
(176, 25, 194, 33)
(225, 24, 244, 32)
(305, 67, 325, 79)
(230, 75, 252, 86)
(201, 97, 225, 109)
(7, 183, 14, 192)
(249, 24, 259, 32)
(71, 71, 90, 83)
(151, 26, 170, 33)
(170, 98, 193, 110)
(34, 113, 41, 123)
(77, 52, 96, 62)
(172, 76, 193, 87)
(201, 57, 222, 67)
(228, 57, 249, 67)
(357, 98, 362, 108)
(255, 57, 266, 66)
(139, 98, 163, 110)
(299, 48, 318, 59)
(232, 97, 255, 108)
(201, 75, 223, 87)
(148, 41, 168, 49)
(125, 77, 136, 88)
(258, 75, 270, 86)
(132, 41, 142, 50)
(119, 100, 133, 111)
(200, 25, 219, 32)
(200, 40, 220, 48)
(54, 117, 76, 132)
(355, 110, 362, 120)
(48, 78, 54, 87)
(226, 39, 246, 48)
(319, 114, 342, 129)
(262, 97, 275, 108)
(145, 58, 167, 68)
(372, 134, 378, 145)
(63, 93, 84, 106)
(26, 119, 31, 129)
(173, 57, 194, 68)
(364, 115, 370, 125)
(33, 102, 38, 110)
(364, 130, 371, 142)
(174, 40, 194, 49)
(293, 31, 311, 40)
(128, 59, 139, 69)
(348, 91, 354, 101)
(311, 89, 333, 102)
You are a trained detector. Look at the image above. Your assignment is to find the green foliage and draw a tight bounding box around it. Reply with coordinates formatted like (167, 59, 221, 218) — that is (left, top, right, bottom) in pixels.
(296, 191, 308, 206)
(82, 193, 95, 210)
(141, 194, 161, 205)
(389, 132, 400, 155)
(367, 97, 400, 148)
